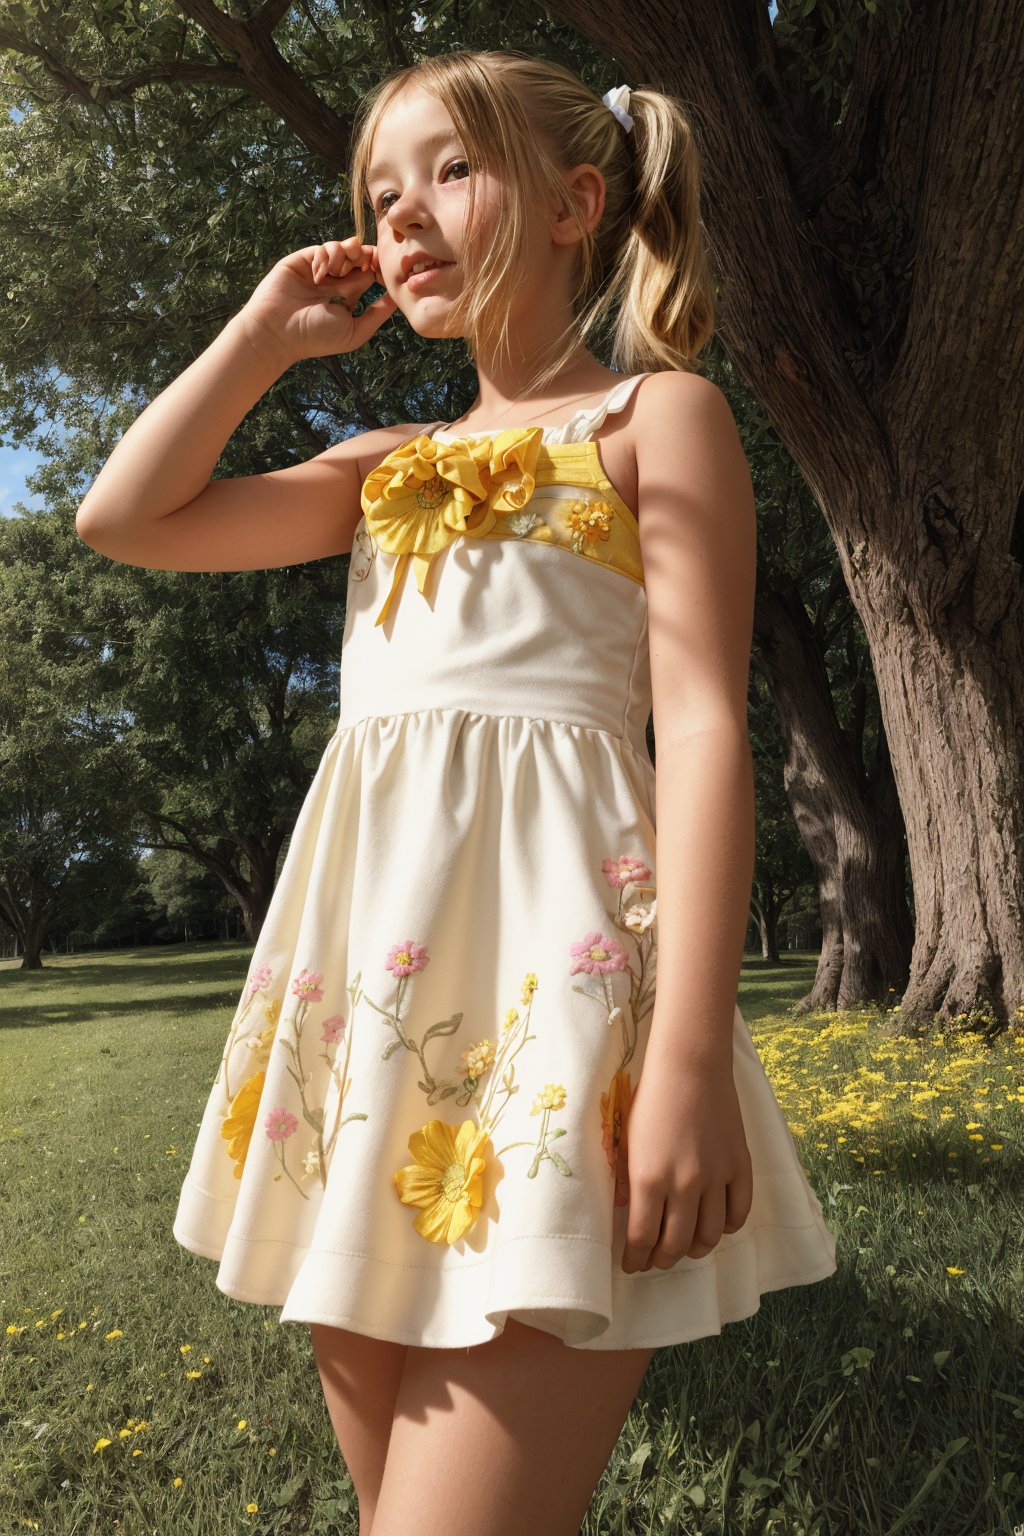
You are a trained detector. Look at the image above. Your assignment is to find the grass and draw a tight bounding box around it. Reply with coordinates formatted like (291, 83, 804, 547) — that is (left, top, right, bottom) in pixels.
(1, 943, 1022, 1535)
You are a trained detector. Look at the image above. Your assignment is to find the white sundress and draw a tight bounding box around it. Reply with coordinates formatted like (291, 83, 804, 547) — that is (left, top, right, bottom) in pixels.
(171, 370, 838, 1349)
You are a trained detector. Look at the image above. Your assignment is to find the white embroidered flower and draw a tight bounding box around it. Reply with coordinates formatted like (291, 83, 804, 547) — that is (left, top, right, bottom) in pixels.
(349, 524, 377, 580)
(505, 509, 542, 537)
(624, 899, 657, 932)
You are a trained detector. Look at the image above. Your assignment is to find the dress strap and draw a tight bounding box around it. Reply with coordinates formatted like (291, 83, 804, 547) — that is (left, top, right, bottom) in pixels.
(565, 372, 653, 444)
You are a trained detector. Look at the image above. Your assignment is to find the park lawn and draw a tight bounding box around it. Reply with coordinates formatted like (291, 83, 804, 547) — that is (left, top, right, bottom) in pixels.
(1, 943, 1022, 1536)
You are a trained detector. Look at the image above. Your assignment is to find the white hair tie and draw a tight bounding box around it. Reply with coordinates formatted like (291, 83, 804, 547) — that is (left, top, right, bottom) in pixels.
(601, 84, 634, 135)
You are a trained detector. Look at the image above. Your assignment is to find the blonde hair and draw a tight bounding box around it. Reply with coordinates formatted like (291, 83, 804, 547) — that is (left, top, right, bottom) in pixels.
(349, 48, 715, 397)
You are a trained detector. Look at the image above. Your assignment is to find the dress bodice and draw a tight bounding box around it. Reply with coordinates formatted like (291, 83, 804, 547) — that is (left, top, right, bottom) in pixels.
(355, 373, 653, 628)
(340, 372, 656, 768)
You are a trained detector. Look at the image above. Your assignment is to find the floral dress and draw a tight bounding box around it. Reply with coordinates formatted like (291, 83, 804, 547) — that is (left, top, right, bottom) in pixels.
(172, 371, 838, 1349)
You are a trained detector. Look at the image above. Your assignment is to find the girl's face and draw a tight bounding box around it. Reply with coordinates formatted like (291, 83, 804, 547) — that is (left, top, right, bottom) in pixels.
(365, 86, 503, 338)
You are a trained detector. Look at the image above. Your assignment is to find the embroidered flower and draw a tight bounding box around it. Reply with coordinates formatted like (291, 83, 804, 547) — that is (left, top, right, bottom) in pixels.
(220, 1071, 265, 1181)
(459, 1038, 496, 1079)
(291, 969, 324, 1003)
(565, 497, 613, 554)
(264, 1106, 299, 1143)
(505, 509, 542, 537)
(602, 855, 652, 889)
(623, 899, 657, 933)
(530, 1083, 567, 1115)
(321, 1014, 346, 1044)
(520, 971, 539, 1003)
(501, 1007, 520, 1033)
(349, 524, 377, 581)
(600, 1068, 633, 1206)
(386, 940, 430, 976)
(568, 931, 630, 975)
(394, 1118, 492, 1244)
(242, 1023, 277, 1059)
(246, 963, 273, 996)
(360, 429, 543, 624)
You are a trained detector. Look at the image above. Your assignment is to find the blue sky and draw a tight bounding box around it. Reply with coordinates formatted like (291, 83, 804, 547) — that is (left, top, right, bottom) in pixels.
(2, 5, 779, 519)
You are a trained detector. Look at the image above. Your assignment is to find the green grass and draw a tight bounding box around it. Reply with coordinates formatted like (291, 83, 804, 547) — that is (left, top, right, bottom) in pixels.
(2, 944, 1022, 1535)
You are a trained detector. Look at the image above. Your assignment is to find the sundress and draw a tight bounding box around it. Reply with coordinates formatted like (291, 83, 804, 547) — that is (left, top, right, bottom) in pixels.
(172, 370, 838, 1349)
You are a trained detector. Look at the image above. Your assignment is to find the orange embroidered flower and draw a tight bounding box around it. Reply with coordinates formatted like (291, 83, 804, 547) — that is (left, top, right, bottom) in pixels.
(360, 429, 544, 625)
(600, 1068, 632, 1205)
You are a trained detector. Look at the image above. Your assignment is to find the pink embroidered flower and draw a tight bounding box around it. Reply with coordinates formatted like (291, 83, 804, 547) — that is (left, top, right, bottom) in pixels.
(264, 1107, 299, 1142)
(569, 931, 630, 975)
(321, 1014, 347, 1045)
(291, 969, 324, 1003)
(386, 940, 430, 976)
(246, 962, 273, 996)
(602, 855, 652, 889)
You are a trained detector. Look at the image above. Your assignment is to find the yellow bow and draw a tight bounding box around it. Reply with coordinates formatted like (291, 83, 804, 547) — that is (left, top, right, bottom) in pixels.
(360, 428, 544, 625)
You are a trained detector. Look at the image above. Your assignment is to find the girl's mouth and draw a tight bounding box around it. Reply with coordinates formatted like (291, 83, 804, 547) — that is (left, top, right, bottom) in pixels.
(405, 261, 454, 291)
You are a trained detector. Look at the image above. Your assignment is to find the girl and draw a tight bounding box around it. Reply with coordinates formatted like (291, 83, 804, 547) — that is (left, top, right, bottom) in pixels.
(76, 47, 837, 1536)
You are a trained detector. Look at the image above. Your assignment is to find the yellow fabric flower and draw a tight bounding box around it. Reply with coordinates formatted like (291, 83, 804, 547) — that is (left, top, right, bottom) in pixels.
(360, 429, 544, 625)
(394, 1117, 492, 1244)
(220, 1070, 265, 1181)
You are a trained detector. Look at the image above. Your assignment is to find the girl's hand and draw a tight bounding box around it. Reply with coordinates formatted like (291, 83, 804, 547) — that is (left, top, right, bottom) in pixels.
(237, 238, 399, 367)
(617, 1055, 753, 1274)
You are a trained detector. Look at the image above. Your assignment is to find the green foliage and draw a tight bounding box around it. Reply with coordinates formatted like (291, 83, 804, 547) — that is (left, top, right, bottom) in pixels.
(0, 495, 343, 959)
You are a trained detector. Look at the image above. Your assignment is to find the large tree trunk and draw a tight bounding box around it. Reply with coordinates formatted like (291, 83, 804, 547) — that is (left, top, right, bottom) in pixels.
(858, 590, 1024, 1034)
(552, 0, 1024, 1033)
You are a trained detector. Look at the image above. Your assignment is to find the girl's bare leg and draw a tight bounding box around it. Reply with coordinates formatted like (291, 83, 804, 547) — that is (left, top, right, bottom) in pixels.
(308, 1323, 410, 1536)
(369, 1317, 657, 1536)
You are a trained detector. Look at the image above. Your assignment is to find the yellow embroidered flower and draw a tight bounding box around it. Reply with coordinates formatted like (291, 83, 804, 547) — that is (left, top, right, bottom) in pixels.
(242, 1022, 277, 1061)
(530, 1083, 567, 1115)
(220, 1070, 266, 1181)
(459, 1038, 496, 1078)
(394, 1118, 492, 1244)
(360, 429, 544, 625)
(520, 972, 539, 1004)
(501, 1007, 519, 1033)
(264, 997, 281, 1028)
(565, 498, 613, 554)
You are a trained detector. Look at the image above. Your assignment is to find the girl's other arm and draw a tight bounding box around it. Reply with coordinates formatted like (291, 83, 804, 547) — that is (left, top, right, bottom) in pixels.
(617, 369, 757, 1274)
(636, 369, 758, 1072)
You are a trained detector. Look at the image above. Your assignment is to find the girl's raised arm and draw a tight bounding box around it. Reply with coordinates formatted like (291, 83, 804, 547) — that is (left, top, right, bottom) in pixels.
(75, 239, 400, 573)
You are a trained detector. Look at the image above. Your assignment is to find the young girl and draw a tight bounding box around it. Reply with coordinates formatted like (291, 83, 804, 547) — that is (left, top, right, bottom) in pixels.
(77, 47, 837, 1536)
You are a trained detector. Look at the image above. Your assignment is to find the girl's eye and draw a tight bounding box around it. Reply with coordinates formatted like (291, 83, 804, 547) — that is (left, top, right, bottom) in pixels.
(376, 159, 469, 215)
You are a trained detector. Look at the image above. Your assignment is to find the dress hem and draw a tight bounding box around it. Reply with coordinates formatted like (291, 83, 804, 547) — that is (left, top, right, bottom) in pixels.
(172, 1191, 838, 1352)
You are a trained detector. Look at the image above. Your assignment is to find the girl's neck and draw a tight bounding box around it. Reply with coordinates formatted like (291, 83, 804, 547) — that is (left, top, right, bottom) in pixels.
(449, 363, 624, 434)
